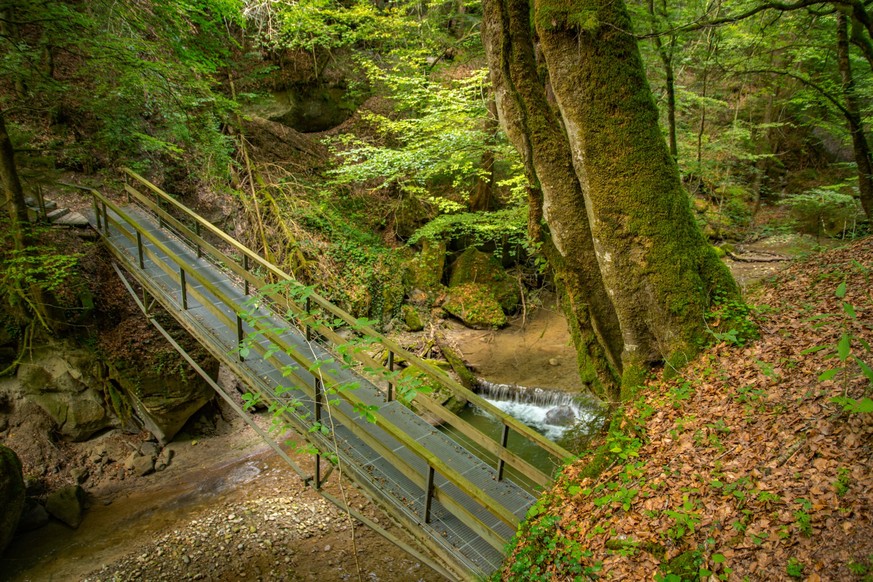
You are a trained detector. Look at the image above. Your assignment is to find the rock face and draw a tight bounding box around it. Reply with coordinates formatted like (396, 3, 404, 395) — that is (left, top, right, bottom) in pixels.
(0, 445, 25, 553)
(107, 360, 215, 446)
(17, 343, 115, 441)
(15, 338, 215, 445)
(409, 239, 447, 300)
(45, 485, 84, 528)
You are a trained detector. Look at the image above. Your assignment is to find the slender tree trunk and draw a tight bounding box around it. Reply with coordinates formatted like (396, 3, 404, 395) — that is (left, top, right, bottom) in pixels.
(648, 0, 677, 159)
(469, 94, 498, 212)
(532, 0, 739, 384)
(837, 11, 873, 218)
(482, 0, 623, 398)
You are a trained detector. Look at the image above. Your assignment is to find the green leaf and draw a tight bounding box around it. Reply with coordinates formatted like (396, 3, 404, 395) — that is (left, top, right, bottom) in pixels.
(712, 553, 726, 564)
(850, 398, 873, 413)
(842, 301, 857, 319)
(856, 357, 873, 384)
(835, 282, 847, 298)
(800, 345, 826, 355)
(837, 333, 851, 362)
(818, 368, 840, 382)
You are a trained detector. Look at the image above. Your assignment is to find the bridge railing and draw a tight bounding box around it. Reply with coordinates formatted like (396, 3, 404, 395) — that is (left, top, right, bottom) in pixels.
(115, 168, 573, 485)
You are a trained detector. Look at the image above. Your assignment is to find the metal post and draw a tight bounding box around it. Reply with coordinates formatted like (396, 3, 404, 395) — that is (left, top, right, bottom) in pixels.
(102, 202, 109, 235)
(424, 466, 435, 523)
(243, 255, 250, 295)
(157, 197, 164, 229)
(180, 267, 188, 310)
(387, 351, 395, 402)
(315, 377, 322, 423)
(194, 222, 202, 258)
(315, 454, 321, 490)
(136, 232, 144, 269)
(497, 424, 510, 481)
(237, 315, 244, 362)
(305, 297, 312, 342)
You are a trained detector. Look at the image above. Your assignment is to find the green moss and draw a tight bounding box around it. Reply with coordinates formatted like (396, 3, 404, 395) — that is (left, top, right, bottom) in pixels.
(401, 304, 424, 331)
(662, 549, 702, 580)
(711, 245, 726, 258)
(443, 282, 507, 328)
(448, 248, 519, 312)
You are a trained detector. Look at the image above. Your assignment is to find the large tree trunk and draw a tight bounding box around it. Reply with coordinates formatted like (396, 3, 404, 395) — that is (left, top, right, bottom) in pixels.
(0, 108, 29, 250)
(837, 10, 873, 219)
(482, 0, 624, 399)
(528, 0, 738, 384)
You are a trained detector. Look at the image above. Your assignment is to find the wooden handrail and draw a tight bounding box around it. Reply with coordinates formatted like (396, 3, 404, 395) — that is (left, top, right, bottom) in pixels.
(83, 187, 522, 545)
(116, 168, 572, 467)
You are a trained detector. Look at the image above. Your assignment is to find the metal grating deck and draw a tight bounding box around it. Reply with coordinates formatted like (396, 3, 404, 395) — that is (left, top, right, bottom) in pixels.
(91, 205, 537, 578)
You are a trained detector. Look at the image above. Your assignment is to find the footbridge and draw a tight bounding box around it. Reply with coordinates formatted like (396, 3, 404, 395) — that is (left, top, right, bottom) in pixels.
(75, 169, 572, 580)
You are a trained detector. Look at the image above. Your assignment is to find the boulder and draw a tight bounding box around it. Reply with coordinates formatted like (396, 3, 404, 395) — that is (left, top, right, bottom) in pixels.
(45, 485, 84, 528)
(544, 406, 577, 427)
(17, 343, 113, 441)
(448, 248, 519, 313)
(443, 283, 506, 329)
(106, 358, 216, 446)
(402, 305, 424, 332)
(0, 445, 25, 553)
(16, 499, 49, 533)
(409, 239, 447, 300)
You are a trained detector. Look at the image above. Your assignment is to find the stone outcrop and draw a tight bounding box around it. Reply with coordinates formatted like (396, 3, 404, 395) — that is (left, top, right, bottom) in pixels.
(443, 282, 507, 329)
(448, 248, 519, 313)
(0, 445, 25, 553)
(45, 484, 84, 528)
(17, 343, 115, 441)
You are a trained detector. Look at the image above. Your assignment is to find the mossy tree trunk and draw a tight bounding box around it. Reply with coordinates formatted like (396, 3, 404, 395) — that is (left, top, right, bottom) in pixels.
(482, 0, 623, 399)
(482, 0, 739, 393)
(837, 10, 873, 219)
(0, 108, 29, 250)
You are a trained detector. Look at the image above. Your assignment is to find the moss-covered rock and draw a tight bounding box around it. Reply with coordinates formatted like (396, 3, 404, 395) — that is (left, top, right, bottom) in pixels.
(0, 445, 24, 553)
(402, 304, 424, 332)
(448, 248, 519, 312)
(408, 239, 447, 300)
(443, 283, 507, 329)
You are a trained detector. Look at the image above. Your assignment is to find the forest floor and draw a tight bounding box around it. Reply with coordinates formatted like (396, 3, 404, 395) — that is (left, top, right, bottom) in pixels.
(502, 236, 873, 580)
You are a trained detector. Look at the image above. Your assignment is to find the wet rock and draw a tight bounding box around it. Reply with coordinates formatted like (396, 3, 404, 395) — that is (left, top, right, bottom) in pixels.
(16, 499, 49, 533)
(125, 452, 155, 477)
(45, 484, 85, 528)
(0, 445, 25, 552)
(544, 406, 576, 427)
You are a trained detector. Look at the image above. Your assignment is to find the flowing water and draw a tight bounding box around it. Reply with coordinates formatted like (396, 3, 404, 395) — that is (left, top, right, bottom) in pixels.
(439, 380, 606, 490)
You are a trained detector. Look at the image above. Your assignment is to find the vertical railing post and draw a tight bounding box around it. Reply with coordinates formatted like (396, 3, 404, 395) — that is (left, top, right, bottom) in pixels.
(314, 453, 321, 490)
(305, 297, 312, 342)
(136, 232, 144, 269)
(243, 255, 250, 295)
(387, 351, 395, 402)
(237, 314, 244, 362)
(314, 376, 322, 424)
(424, 465, 435, 523)
(180, 267, 188, 310)
(92, 196, 101, 230)
(102, 202, 109, 235)
(194, 222, 202, 258)
(497, 424, 510, 481)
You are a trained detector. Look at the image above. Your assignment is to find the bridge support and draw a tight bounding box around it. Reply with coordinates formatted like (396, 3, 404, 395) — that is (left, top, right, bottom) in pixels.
(424, 466, 435, 524)
(497, 424, 510, 481)
(387, 350, 394, 402)
(180, 266, 188, 310)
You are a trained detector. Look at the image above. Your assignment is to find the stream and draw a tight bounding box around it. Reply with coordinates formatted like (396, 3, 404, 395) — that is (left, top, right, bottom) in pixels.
(439, 380, 606, 489)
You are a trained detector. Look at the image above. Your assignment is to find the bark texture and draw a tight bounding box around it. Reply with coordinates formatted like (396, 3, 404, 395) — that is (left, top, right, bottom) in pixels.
(0, 108, 29, 249)
(482, 0, 623, 399)
(837, 10, 873, 219)
(482, 0, 739, 394)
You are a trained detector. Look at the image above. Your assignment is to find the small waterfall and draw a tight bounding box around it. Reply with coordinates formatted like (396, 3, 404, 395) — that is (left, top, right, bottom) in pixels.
(473, 379, 603, 440)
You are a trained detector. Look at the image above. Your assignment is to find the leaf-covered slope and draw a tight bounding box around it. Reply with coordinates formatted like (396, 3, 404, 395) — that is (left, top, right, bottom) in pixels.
(503, 236, 873, 581)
